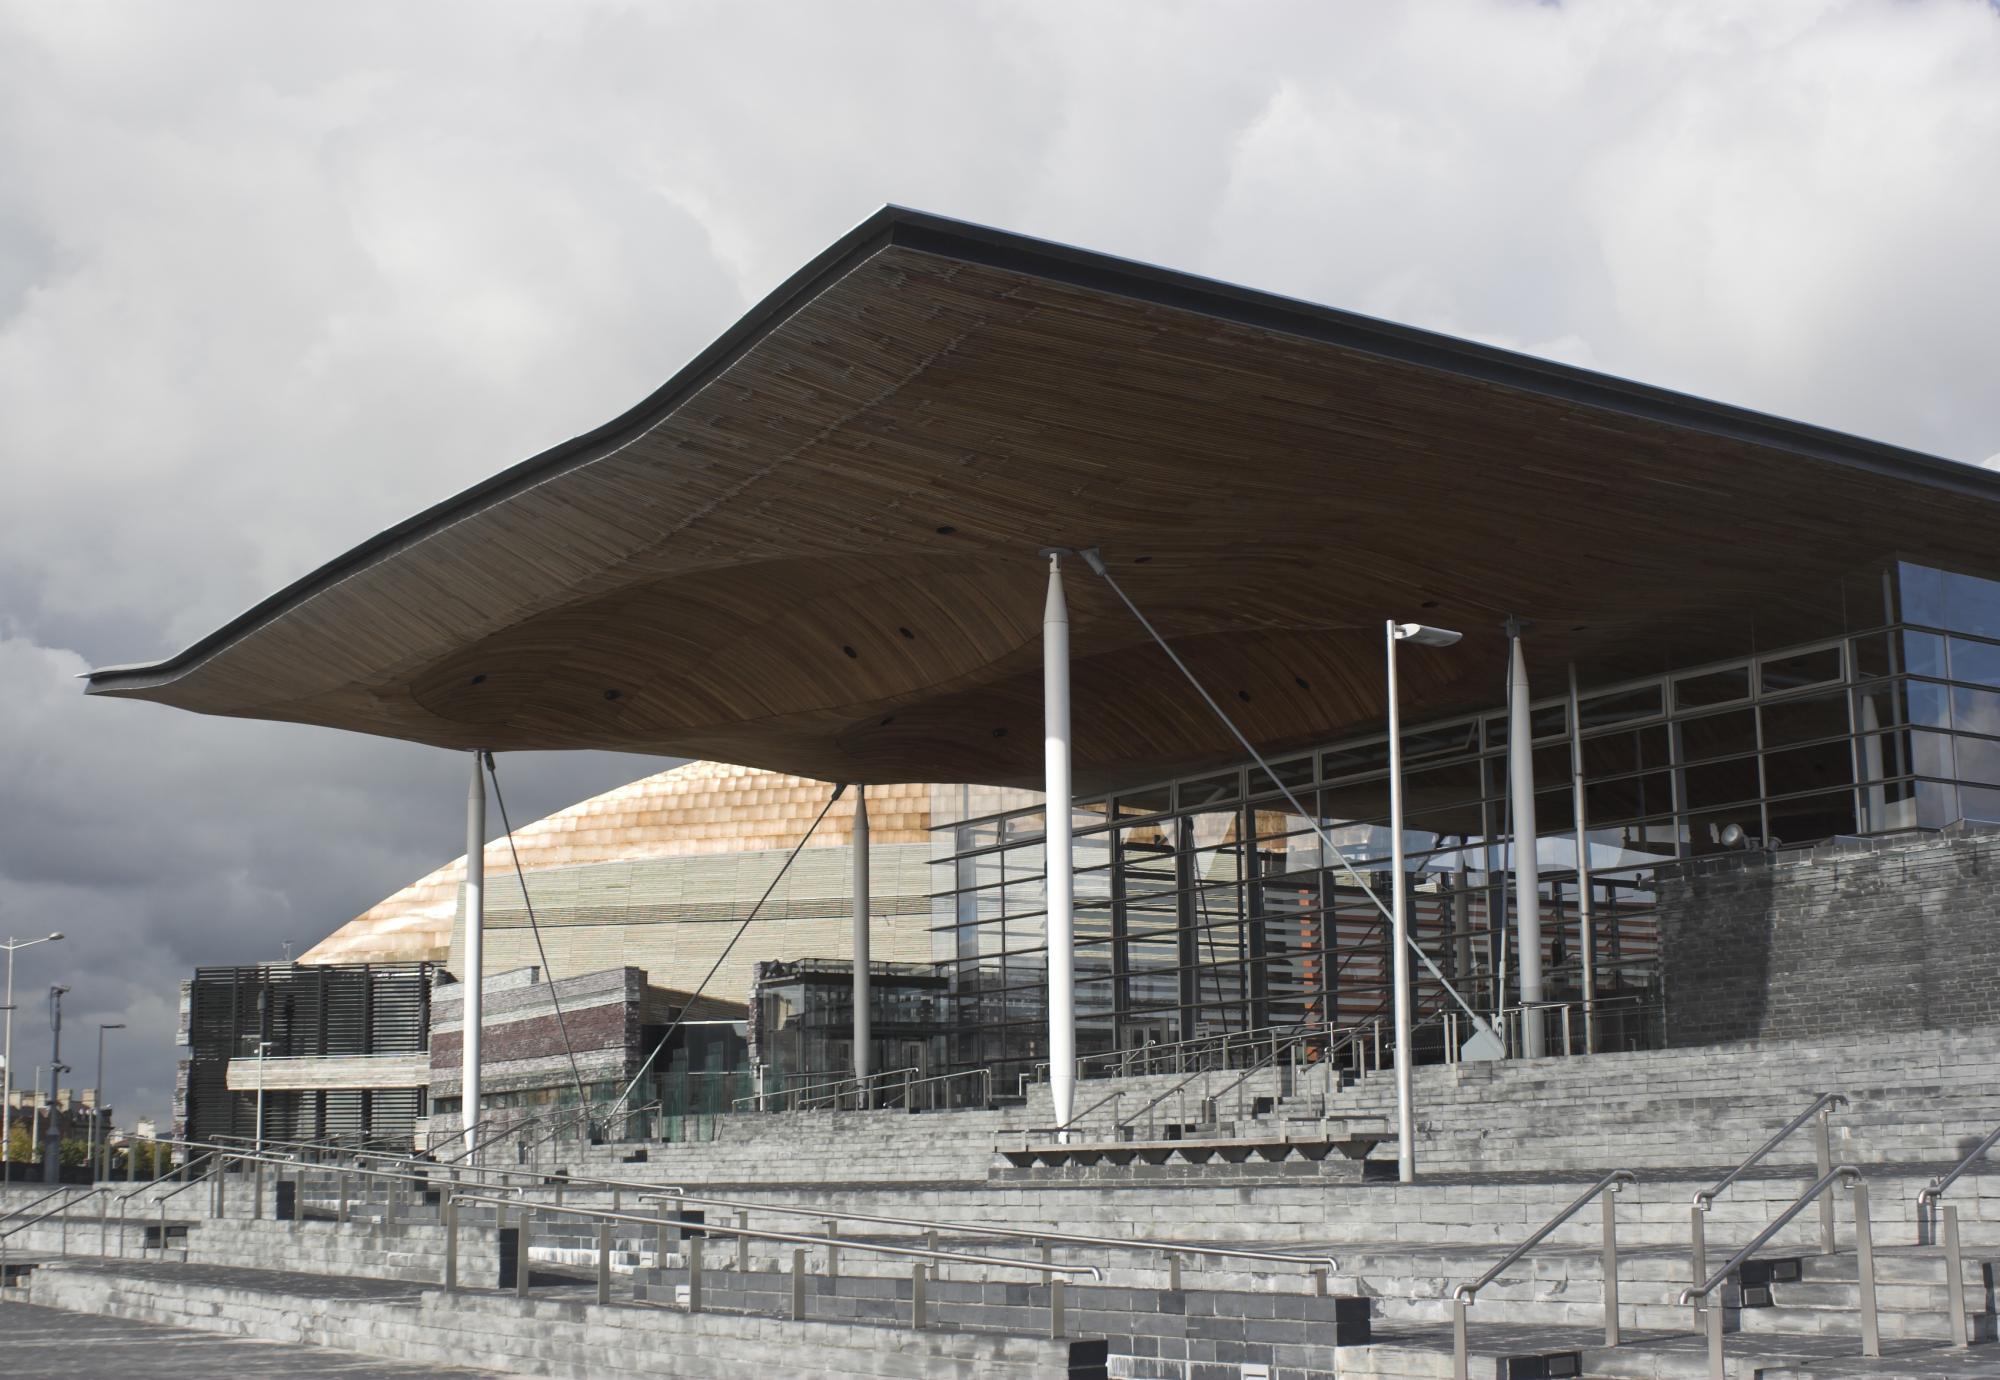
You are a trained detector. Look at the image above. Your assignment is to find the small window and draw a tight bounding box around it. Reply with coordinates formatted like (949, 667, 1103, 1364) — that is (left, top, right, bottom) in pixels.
(1248, 757, 1315, 796)
(1576, 684, 1665, 730)
(1675, 665, 1751, 710)
(1760, 646, 1842, 695)
(1177, 772, 1240, 809)
(1321, 740, 1390, 780)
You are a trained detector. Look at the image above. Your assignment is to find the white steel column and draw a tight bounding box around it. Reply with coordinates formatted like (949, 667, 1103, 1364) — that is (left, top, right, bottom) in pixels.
(1567, 662, 1597, 1055)
(1044, 553, 1077, 1137)
(1507, 622, 1546, 1058)
(463, 752, 487, 1155)
(1385, 621, 1417, 1183)
(852, 785, 872, 1106)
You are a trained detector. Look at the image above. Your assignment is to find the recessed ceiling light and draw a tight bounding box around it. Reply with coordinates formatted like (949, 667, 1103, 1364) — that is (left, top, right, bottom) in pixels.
(602, 689, 622, 702)
(935, 525, 957, 536)
(469, 674, 487, 686)
(842, 645, 859, 659)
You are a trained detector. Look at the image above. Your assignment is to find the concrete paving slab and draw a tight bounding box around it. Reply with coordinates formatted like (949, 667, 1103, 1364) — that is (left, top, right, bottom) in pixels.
(0, 1298, 508, 1379)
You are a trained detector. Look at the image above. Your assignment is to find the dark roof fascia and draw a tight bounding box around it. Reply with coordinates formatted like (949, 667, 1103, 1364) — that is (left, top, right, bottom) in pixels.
(86, 204, 1999, 693)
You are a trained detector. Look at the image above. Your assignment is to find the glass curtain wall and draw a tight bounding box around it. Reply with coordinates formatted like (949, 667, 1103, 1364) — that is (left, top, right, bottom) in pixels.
(929, 561, 2000, 1084)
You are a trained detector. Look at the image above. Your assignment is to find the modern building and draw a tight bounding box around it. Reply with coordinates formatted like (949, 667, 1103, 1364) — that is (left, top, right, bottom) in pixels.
(91, 208, 2000, 1141)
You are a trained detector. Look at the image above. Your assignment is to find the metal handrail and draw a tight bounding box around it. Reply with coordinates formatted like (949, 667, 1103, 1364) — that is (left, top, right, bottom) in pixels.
(1083, 1017, 1360, 1137)
(1678, 1166, 1877, 1372)
(1456, 1171, 1636, 1306)
(732, 1065, 922, 1113)
(451, 1190, 1104, 1280)
(0, 1181, 93, 1229)
(1451, 1170, 1636, 1380)
(217, 1132, 689, 1205)
(1689, 1093, 1845, 1290)
(0, 1185, 109, 1244)
(1693, 1093, 1847, 1210)
(630, 1186, 1339, 1282)
(120, 1150, 225, 1207)
(1916, 1120, 2000, 1227)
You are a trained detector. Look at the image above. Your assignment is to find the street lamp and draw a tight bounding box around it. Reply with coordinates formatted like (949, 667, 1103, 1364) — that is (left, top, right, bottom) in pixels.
(1386, 620, 1462, 1186)
(1, 932, 63, 1177)
(45, 984, 70, 1184)
(91, 1023, 125, 1179)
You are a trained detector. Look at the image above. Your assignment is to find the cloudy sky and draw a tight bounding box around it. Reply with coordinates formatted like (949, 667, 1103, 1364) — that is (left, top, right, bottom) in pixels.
(2, 0, 1997, 1125)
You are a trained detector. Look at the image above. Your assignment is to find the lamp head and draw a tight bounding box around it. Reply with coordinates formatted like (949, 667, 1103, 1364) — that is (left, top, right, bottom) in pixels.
(102, 1023, 126, 1031)
(47, 932, 63, 942)
(1393, 622, 1463, 648)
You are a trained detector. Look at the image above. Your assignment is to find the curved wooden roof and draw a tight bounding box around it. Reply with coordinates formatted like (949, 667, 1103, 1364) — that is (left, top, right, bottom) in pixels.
(299, 760, 934, 966)
(85, 207, 2000, 790)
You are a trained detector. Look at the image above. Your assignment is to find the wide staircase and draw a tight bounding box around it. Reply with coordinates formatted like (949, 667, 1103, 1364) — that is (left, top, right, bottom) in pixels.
(7, 1024, 2000, 1378)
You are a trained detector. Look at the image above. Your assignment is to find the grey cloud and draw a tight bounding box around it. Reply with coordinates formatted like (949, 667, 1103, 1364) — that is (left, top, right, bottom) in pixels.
(1, 0, 1997, 1123)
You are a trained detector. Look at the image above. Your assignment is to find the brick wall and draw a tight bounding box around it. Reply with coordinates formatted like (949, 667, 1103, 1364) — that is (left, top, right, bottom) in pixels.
(1657, 822, 2000, 1046)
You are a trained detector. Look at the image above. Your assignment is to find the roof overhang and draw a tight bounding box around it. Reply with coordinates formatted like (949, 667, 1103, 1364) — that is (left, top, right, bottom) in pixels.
(85, 206, 2000, 791)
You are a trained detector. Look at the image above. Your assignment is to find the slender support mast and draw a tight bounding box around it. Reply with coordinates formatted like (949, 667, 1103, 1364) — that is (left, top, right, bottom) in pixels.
(1506, 621, 1545, 1058)
(1044, 552, 1077, 1137)
(463, 751, 487, 1156)
(852, 785, 872, 1107)
(1568, 662, 1597, 1054)
(1386, 621, 1416, 1182)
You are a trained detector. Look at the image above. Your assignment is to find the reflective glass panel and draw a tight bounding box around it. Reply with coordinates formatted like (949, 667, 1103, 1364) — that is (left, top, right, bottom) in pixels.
(1948, 637, 2000, 689)
(1680, 708, 1758, 762)
(1576, 684, 1665, 730)
(1942, 570, 2000, 641)
(1952, 684, 2000, 739)
(1760, 646, 1843, 694)
(1760, 690, 1851, 748)
(1675, 665, 1750, 710)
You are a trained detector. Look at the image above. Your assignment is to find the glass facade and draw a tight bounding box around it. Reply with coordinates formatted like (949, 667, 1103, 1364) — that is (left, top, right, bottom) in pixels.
(927, 561, 2000, 1084)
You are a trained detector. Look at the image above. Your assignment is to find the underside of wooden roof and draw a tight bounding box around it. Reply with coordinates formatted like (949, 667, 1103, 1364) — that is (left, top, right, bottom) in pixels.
(85, 207, 2000, 791)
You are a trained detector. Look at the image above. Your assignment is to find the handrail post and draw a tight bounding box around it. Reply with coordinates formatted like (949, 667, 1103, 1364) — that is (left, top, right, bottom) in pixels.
(1849, 1178, 1879, 1358)
(1602, 1181, 1622, 1345)
(443, 1194, 458, 1292)
(253, 1158, 265, 1221)
(1166, 1252, 1181, 1292)
(1943, 1204, 1968, 1348)
(656, 1204, 671, 1267)
(824, 1218, 838, 1282)
(737, 1209, 750, 1271)
(790, 1247, 806, 1320)
(1050, 1276, 1066, 1338)
(1813, 1109, 1835, 1255)
(1704, 1289, 1725, 1380)
(1689, 1204, 1707, 1324)
(609, 1220, 626, 1308)
(1452, 1297, 1469, 1380)
(336, 1169, 350, 1224)
(516, 1208, 531, 1297)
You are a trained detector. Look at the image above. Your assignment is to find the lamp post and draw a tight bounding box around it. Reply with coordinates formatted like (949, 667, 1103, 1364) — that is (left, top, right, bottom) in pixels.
(91, 1023, 124, 1178)
(1, 932, 64, 1176)
(45, 984, 71, 1184)
(1386, 620, 1462, 1185)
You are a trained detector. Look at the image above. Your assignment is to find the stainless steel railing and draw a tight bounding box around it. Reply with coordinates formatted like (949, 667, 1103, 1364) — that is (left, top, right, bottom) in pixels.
(446, 1189, 1100, 1335)
(1451, 1170, 1636, 1380)
(1914, 1120, 1999, 1350)
(624, 1186, 1338, 1293)
(1689, 1091, 1847, 1292)
(1679, 1165, 1877, 1378)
